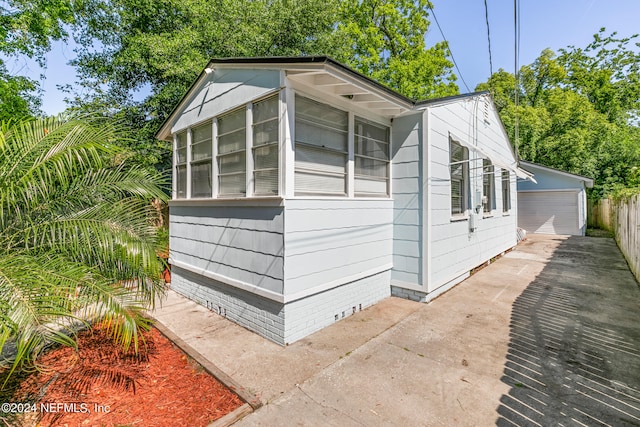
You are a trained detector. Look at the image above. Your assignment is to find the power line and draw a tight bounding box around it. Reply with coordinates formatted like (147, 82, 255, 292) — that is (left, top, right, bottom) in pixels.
(484, 0, 493, 76)
(513, 0, 520, 158)
(427, 5, 471, 93)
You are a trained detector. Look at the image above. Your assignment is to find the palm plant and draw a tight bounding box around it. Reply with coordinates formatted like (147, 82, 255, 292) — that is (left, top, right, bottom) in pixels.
(0, 115, 167, 378)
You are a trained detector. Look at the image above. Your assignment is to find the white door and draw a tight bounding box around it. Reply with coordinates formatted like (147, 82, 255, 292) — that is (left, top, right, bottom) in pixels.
(518, 191, 580, 235)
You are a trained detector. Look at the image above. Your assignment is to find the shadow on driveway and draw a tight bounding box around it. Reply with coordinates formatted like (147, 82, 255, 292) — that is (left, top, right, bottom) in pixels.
(497, 236, 640, 426)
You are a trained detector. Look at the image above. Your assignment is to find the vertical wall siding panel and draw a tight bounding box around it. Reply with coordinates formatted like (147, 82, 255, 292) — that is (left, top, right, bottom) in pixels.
(170, 205, 285, 294)
(391, 114, 423, 287)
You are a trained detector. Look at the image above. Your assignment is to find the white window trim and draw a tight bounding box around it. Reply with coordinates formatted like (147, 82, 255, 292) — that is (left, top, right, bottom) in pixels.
(482, 159, 495, 217)
(502, 169, 512, 215)
(290, 89, 392, 199)
(245, 102, 253, 197)
(186, 128, 192, 198)
(449, 138, 470, 219)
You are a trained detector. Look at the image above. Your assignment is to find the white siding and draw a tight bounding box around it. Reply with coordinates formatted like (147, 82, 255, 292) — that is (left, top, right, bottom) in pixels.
(284, 199, 393, 296)
(171, 68, 280, 133)
(391, 114, 423, 286)
(426, 97, 518, 293)
(170, 203, 284, 294)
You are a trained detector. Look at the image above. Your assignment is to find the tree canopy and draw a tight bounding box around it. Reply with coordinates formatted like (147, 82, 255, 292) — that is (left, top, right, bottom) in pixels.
(478, 30, 640, 197)
(58, 0, 456, 172)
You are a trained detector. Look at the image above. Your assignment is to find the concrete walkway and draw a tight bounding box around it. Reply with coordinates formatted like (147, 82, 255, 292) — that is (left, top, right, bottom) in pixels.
(152, 235, 640, 426)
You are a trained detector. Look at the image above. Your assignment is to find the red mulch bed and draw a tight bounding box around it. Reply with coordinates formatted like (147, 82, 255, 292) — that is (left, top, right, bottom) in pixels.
(1, 325, 243, 427)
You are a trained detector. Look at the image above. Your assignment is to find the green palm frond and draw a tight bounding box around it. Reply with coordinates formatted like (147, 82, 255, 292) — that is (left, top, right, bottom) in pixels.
(0, 115, 168, 380)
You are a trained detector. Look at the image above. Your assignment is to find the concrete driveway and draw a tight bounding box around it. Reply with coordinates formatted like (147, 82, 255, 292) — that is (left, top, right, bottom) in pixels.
(153, 234, 640, 426)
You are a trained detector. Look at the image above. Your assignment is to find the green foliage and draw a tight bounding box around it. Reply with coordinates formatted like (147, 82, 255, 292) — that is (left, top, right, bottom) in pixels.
(1, 0, 75, 63)
(335, 0, 457, 99)
(0, 60, 40, 121)
(0, 115, 168, 378)
(478, 30, 640, 197)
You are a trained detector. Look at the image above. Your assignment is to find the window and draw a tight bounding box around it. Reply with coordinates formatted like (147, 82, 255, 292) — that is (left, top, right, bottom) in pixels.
(253, 96, 279, 195)
(217, 108, 246, 196)
(190, 122, 212, 198)
(354, 117, 390, 197)
(502, 169, 511, 212)
(294, 95, 348, 196)
(450, 140, 469, 215)
(482, 159, 495, 214)
(175, 131, 187, 199)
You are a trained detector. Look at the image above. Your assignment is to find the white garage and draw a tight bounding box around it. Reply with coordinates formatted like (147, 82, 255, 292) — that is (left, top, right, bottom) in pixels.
(517, 162, 594, 236)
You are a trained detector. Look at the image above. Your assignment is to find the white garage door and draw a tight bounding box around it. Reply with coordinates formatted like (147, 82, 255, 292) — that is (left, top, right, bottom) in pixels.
(518, 191, 580, 235)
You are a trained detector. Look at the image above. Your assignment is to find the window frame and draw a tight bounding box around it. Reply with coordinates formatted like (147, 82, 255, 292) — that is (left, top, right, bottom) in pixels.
(293, 94, 349, 197)
(450, 138, 470, 217)
(252, 94, 281, 196)
(216, 106, 248, 197)
(354, 116, 391, 197)
(482, 159, 495, 216)
(189, 121, 213, 198)
(502, 169, 511, 213)
(174, 131, 188, 199)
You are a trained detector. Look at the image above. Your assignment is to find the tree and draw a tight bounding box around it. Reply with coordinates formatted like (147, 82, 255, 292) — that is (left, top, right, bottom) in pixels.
(334, 0, 458, 99)
(1, 0, 75, 63)
(0, 115, 167, 377)
(477, 31, 640, 197)
(65, 0, 458, 172)
(0, 60, 40, 121)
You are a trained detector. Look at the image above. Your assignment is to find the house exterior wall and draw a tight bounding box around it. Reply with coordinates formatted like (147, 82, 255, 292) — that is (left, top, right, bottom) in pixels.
(283, 199, 393, 297)
(283, 269, 390, 343)
(426, 98, 518, 294)
(169, 202, 285, 296)
(170, 68, 280, 134)
(169, 198, 393, 345)
(390, 113, 424, 288)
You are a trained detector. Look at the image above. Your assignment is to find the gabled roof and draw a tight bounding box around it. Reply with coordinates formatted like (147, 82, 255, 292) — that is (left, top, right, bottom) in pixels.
(156, 56, 415, 140)
(414, 91, 491, 107)
(519, 161, 594, 188)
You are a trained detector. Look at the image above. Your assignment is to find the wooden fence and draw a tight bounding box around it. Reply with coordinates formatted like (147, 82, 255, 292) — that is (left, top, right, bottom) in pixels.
(612, 194, 640, 282)
(590, 195, 640, 282)
(587, 198, 612, 230)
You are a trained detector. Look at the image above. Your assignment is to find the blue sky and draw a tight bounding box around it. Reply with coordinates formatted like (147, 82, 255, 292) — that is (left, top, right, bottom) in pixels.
(5, 0, 640, 115)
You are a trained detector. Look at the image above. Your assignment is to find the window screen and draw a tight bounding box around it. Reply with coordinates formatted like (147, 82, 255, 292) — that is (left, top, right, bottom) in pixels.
(294, 95, 348, 196)
(354, 117, 390, 197)
(483, 159, 495, 213)
(175, 131, 187, 199)
(450, 140, 469, 215)
(502, 169, 511, 212)
(253, 95, 279, 195)
(190, 122, 212, 198)
(217, 108, 246, 196)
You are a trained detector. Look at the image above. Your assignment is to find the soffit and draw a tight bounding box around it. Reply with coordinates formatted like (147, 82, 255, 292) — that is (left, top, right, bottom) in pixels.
(285, 67, 412, 118)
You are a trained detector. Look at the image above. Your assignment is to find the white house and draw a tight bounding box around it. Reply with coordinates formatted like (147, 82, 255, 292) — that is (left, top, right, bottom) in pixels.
(517, 161, 594, 236)
(156, 57, 532, 345)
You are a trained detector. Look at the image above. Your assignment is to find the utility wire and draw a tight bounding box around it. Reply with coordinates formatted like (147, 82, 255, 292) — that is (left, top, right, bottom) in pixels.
(427, 5, 471, 92)
(513, 0, 520, 158)
(484, 0, 493, 76)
